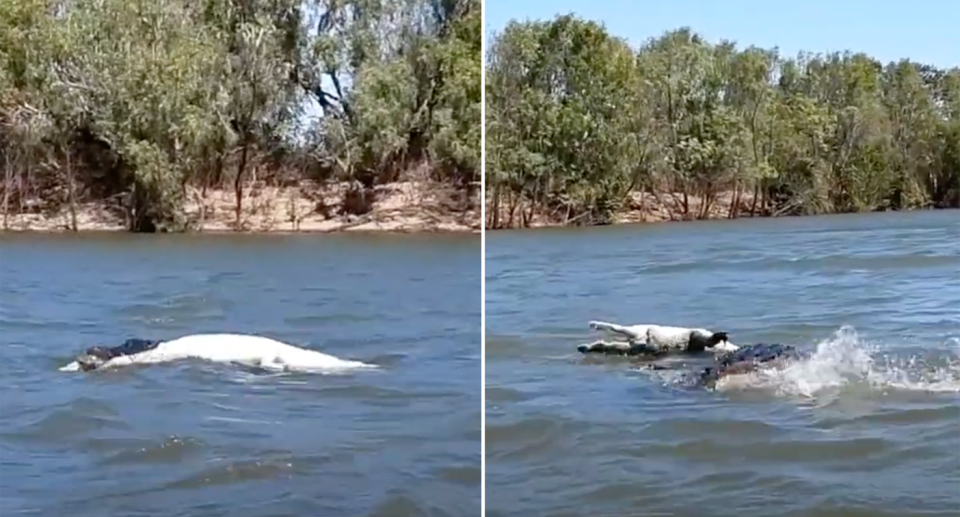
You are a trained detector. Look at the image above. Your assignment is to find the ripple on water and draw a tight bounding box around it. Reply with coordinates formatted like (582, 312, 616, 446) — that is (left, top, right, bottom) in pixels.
(163, 455, 316, 490)
(96, 436, 207, 466)
(0, 233, 481, 517)
(485, 211, 960, 517)
(113, 293, 233, 324)
(4, 398, 129, 444)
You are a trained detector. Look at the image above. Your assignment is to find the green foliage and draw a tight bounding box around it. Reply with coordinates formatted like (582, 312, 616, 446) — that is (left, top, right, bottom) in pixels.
(485, 16, 960, 228)
(304, 0, 480, 188)
(0, 0, 480, 231)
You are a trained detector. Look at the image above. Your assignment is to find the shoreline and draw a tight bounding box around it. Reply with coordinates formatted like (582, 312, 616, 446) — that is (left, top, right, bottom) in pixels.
(483, 190, 954, 231)
(1, 180, 481, 235)
(483, 207, 951, 233)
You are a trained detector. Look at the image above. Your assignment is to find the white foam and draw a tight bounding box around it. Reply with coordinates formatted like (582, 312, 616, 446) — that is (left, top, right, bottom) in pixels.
(715, 326, 960, 398)
(711, 341, 741, 353)
(59, 333, 378, 373)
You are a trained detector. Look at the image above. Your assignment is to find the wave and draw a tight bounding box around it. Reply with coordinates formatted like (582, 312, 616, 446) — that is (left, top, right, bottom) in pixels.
(712, 326, 960, 398)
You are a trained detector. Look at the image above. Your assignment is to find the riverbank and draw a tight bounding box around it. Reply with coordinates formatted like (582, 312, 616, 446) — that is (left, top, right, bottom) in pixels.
(484, 189, 948, 230)
(1, 180, 481, 234)
(485, 190, 763, 230)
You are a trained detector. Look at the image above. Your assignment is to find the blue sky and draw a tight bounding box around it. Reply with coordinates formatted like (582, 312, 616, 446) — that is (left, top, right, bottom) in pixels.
(484, 0, 960, 68)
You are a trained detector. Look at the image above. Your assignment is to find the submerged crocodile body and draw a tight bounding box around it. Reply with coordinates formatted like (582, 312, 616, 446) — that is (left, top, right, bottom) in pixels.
(579, 342, 806, 389)
(698, 343, 803, 387)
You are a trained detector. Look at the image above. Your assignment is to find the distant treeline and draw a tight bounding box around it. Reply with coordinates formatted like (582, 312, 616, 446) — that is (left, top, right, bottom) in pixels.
(1, 0, 480, 231)
(485, 15, 960, 228)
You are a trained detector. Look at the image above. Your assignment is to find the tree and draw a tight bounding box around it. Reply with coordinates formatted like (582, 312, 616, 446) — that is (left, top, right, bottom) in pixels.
(485, 15, 960, 229)
(1, 0, 480, 231)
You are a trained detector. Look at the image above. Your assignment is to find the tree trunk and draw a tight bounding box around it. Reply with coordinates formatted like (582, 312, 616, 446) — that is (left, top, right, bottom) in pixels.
(639, 187, 647, 222)
(760, 178, 768, 215)
(696, 185, 706, 219)
(491, 183, 500, 229)
(66, 149, 78, 232)
(214, 154, 224, 187)
(3, 152, 10, 230)
(126, 183, 135, 231)
(526, 183, 537, 225)
(699, 188, 714, 220)
(195, 189, 206, 232)
(234, 142, 249, 231)
(729, 181, 741, 219)
(18, 159, 26, 218)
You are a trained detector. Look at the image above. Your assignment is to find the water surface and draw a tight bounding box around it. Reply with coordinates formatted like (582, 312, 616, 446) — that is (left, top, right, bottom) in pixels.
(485, 210, 960, 517)
(0, 233, 480, 517)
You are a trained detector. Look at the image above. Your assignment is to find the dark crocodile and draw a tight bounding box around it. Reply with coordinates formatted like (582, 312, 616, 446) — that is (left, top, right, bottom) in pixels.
(76, 338, 162, 371)
(699, 343, 804, 388)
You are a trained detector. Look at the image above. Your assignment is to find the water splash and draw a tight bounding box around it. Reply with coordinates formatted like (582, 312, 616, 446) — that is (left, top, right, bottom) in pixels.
(716, 326, 960, 398)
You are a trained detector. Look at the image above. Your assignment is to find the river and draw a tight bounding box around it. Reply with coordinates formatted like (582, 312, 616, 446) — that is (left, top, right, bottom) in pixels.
(0, 233, 480, 517)
(485, 210, 960, 517)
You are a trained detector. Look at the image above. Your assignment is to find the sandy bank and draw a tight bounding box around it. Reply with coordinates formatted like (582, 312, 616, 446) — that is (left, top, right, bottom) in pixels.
(485, 190, 762, 230)
(1, 180, 480, 234)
